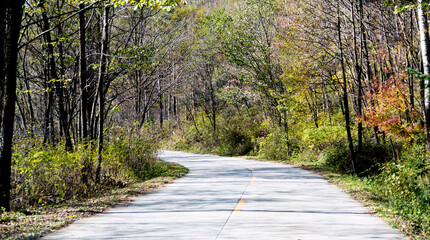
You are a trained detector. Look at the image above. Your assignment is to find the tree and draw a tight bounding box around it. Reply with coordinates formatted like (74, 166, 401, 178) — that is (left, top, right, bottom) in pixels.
(218, 0, 286, 126)
(337, 1, 356, 173)
(417, 0, 430, 154)
(1, 0, 186, 211)
(0, 0, 26, 211)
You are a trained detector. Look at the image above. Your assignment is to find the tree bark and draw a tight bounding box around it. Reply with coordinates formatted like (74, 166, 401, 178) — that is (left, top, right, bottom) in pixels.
(79, 3, 91, 187)
(0, 0, 25, 211)
(159, 78, 164, 129)
(79, 3, 89, 143)
(338, 2, 356, 173)
(356, 0, 364, 152)
(417, 0, 430, 155)
(96, 5, 110, 183)
(209, 76, 216, 132)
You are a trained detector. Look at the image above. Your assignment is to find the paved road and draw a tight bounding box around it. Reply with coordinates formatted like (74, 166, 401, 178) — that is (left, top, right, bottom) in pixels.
(43, 151, 407, 239)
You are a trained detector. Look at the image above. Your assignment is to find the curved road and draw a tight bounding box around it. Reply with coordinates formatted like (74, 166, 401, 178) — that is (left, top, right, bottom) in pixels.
(43, 151, 407, 239)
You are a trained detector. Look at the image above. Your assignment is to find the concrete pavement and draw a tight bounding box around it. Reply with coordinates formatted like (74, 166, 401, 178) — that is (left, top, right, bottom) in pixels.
(42, 151, 407, 239)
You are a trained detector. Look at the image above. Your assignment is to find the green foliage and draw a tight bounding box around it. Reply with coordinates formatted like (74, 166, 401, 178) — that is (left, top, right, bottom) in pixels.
(10, 129, 163, 210)
(302, 125, 346, 151)
(111, 0, 186, 11)
(216, 110, 264, 155)
(12, 143, 90, 208)
(320, 142, 353, 173)
(320, 141, 393, 174)
(103, 137, 158, 181)
(369, 146, 430, 236)
(164, 107, 266, 156)
(258, 129, 289, 160)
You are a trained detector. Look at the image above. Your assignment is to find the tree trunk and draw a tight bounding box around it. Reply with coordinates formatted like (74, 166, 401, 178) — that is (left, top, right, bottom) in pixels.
(158, 78, 163, 129)
(79, 3, 89, 143)
(417, 0, 430, 155)
(41, 0, 72, 150)
(0, 6, 5, 126)
(96, 5, 110, 183)
(42, 82, 54, 144)
(338, 2, 356, 173)
(79, 3, 91, 187)
(209, 77, 216, 132)
(356, 0, 364, 152)
(0, 0, 25, 211)
(408, 10, 416, 118)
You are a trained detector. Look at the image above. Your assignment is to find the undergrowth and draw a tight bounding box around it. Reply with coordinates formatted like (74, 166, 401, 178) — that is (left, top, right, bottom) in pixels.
(1, 124, 189, 239)
(10, 127, 161, 210)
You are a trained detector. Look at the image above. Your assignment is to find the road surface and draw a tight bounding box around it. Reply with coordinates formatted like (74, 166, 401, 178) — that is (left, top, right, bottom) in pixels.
(42, 151, 407, 239)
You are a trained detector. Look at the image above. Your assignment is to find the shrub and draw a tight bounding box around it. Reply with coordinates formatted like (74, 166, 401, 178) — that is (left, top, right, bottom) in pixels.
(10, 128, 160, 210)
(258, 130, 289, 160)
(355, 141, 394, 175)
(372, 147, 430, 235)
(321, 141, 353, 173)
(321, 141, 392, 174)
(219, 126, 253, 155)
(12, 143, 93, 208)
(103, 137, 157, 181)
(302, 125, 346, 151)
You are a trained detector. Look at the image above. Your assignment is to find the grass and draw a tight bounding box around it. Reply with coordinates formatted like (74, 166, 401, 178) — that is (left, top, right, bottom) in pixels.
(0, 161, 188, 240)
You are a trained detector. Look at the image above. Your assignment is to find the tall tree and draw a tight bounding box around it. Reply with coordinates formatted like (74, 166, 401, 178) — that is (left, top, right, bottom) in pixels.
(0, 0, 25, 211)
(337, 1, 356, 173)
(80, 3, 89, 143)
(40, 0, 73, 150)
(417, 0, 430, 154)
(95, 4, 110, 183)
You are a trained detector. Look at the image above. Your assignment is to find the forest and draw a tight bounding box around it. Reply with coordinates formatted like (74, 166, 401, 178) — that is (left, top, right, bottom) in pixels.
(1, 0, 430, 238)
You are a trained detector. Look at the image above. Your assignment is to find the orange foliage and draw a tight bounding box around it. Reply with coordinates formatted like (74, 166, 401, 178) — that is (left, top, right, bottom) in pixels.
(360, 76, 422, 140)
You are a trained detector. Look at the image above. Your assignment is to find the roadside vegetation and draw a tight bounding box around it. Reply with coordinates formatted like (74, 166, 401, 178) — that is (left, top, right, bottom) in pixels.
(2, 0, 192, 238)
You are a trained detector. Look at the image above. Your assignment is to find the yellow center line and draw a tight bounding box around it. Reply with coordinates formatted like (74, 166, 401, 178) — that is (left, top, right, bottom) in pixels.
(233, 200, 246, 214)
(231, 167, 255, 214)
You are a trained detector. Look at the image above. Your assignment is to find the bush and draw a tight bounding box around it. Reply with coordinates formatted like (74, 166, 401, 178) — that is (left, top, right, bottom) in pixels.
(10, 128, 161, 210)
(103, 137, 157, 181)
(370, 146, 430, 235)
(219, 126, 253, 155)
(321, 141, 353, 173)
(164, 108, 266, 156)
(355, 141, 394, 175)
(258, 130, 289, 160)
(302, 125, 346, 151)
(321, 141, 392, 174)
